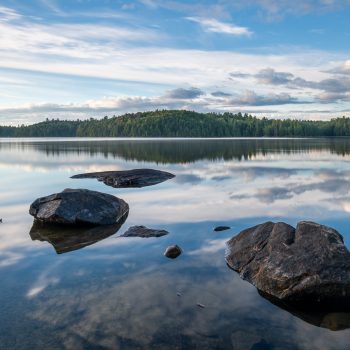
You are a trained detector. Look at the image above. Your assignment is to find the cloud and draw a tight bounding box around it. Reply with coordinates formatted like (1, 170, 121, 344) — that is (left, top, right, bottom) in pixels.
(0, 251, 23, 268)
(228, 90, 306, 106)
(232, 0, 350, 20)
(186, 17, 252, 36)
(255, 68, 295, 85)
(327, 60, 350, 75)
(26, 263, 61, 298)
(0, 6, 22, 21)
(0, 87, 311, 124)
(234, 67, 350, 103)
(139, 0, 158, 8)
(231, 171, 350, 203)
(211, 91, 232, 97)
(0, 7, 162, 61)
(164, 87, 204, 99)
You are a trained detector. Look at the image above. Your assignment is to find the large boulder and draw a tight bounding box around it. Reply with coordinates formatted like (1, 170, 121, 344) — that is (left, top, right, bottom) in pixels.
(29, 188, 129, 226)
(71, 168, 175, 188)
(226, 221, 350, 304)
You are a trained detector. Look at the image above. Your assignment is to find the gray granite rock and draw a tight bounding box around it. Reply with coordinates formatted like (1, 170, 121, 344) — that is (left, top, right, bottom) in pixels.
(71, 168, 175, 188)
(29, 188, 129, 225)
(226, 221, 350, 304)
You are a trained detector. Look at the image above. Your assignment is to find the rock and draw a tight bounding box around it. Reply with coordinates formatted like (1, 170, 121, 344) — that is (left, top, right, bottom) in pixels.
(226, 221, 350, 304)
(164, 244, 182, 259)
(71, 168, 175, 188)
(29, 188, 129, 226)
(121, 225, 169, 238)
(29, 213, 128, 254)
(214, 226, 230, 232)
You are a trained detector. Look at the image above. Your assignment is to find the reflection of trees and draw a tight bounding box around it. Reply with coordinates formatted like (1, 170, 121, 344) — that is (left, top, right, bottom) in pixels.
(2, 139, 350, 164)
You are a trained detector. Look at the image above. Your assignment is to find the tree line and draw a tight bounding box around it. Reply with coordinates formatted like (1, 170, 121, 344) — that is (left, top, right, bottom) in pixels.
(2, 110, 350, 137)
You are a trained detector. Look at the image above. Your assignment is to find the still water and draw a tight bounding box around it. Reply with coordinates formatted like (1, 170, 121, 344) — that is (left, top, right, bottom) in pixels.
(1, 138, 350, 350)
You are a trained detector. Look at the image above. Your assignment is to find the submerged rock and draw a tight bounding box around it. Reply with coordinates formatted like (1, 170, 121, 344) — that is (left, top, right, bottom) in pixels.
(121, 225, 169, 238)
(71, 168, 175, 188)
(164, 244, 182, 259)
(30, 212, 128, 254)
(226, 221, 350, 304)
(214, 226, 230, 232)
(29, 188, 129, 226)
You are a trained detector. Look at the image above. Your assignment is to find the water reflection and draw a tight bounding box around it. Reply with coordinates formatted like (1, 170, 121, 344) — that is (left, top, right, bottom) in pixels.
(259, 291, 350, 331)
(29, 213, 128, 254)
(2, 139, 350, 349)
(3, 138, 350, 163)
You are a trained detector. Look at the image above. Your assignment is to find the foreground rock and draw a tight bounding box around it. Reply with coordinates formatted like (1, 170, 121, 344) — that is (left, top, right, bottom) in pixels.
(29, 188, 129, 225)
(71, 168, 175, 188)
(30, 213, 128, 254)
(121, 225, 169, 238)
(226, 221, 350, 304)
(164, 245, 182, 259)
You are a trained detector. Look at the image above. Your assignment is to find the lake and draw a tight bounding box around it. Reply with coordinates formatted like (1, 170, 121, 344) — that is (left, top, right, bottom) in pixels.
(1, 138, 350, 350)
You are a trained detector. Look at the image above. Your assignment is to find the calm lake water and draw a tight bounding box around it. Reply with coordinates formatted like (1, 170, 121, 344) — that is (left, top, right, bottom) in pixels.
(1, 138, 350, 350)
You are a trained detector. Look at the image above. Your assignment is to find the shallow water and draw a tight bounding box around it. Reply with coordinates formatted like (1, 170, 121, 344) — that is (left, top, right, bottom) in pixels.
(1, 138, 350, 349)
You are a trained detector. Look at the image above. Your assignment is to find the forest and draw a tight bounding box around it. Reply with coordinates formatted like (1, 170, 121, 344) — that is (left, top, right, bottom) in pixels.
(2, 110, 350, 137)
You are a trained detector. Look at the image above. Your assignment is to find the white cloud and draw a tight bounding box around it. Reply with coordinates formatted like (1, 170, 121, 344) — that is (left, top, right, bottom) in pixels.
(26, 263, 61, 298)
(0, 5, 349, 122)
(186, 17, 252, 36)
(0, 6, 21, 22)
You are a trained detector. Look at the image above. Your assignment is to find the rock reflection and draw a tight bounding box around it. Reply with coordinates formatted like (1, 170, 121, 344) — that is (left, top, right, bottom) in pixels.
(259, 291, 350, 331)
(29, 213, 128, 254)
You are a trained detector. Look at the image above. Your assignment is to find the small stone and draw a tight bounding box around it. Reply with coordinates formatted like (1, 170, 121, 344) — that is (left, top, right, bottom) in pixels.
(214, 226, 230, 232)
(164, 244, 182, 259)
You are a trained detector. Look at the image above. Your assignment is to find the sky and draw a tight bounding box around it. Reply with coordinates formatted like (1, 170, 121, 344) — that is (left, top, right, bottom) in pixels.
(0, 0, 350, 125)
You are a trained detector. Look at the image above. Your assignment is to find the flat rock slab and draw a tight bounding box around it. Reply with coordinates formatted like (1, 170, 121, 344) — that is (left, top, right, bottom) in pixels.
(121, 225, 169, 238)
(29, 188, 129, 226)
(71, 168, 175, 188)
(226, 221, 350, 304)
(30, 213, 128, 254)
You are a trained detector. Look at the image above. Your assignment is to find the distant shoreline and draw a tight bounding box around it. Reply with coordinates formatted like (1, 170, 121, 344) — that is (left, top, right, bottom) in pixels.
(1, 110, 350, 138)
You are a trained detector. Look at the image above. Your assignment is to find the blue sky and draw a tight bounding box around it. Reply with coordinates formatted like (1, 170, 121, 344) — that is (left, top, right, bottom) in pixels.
(1, 0, 350, 124)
